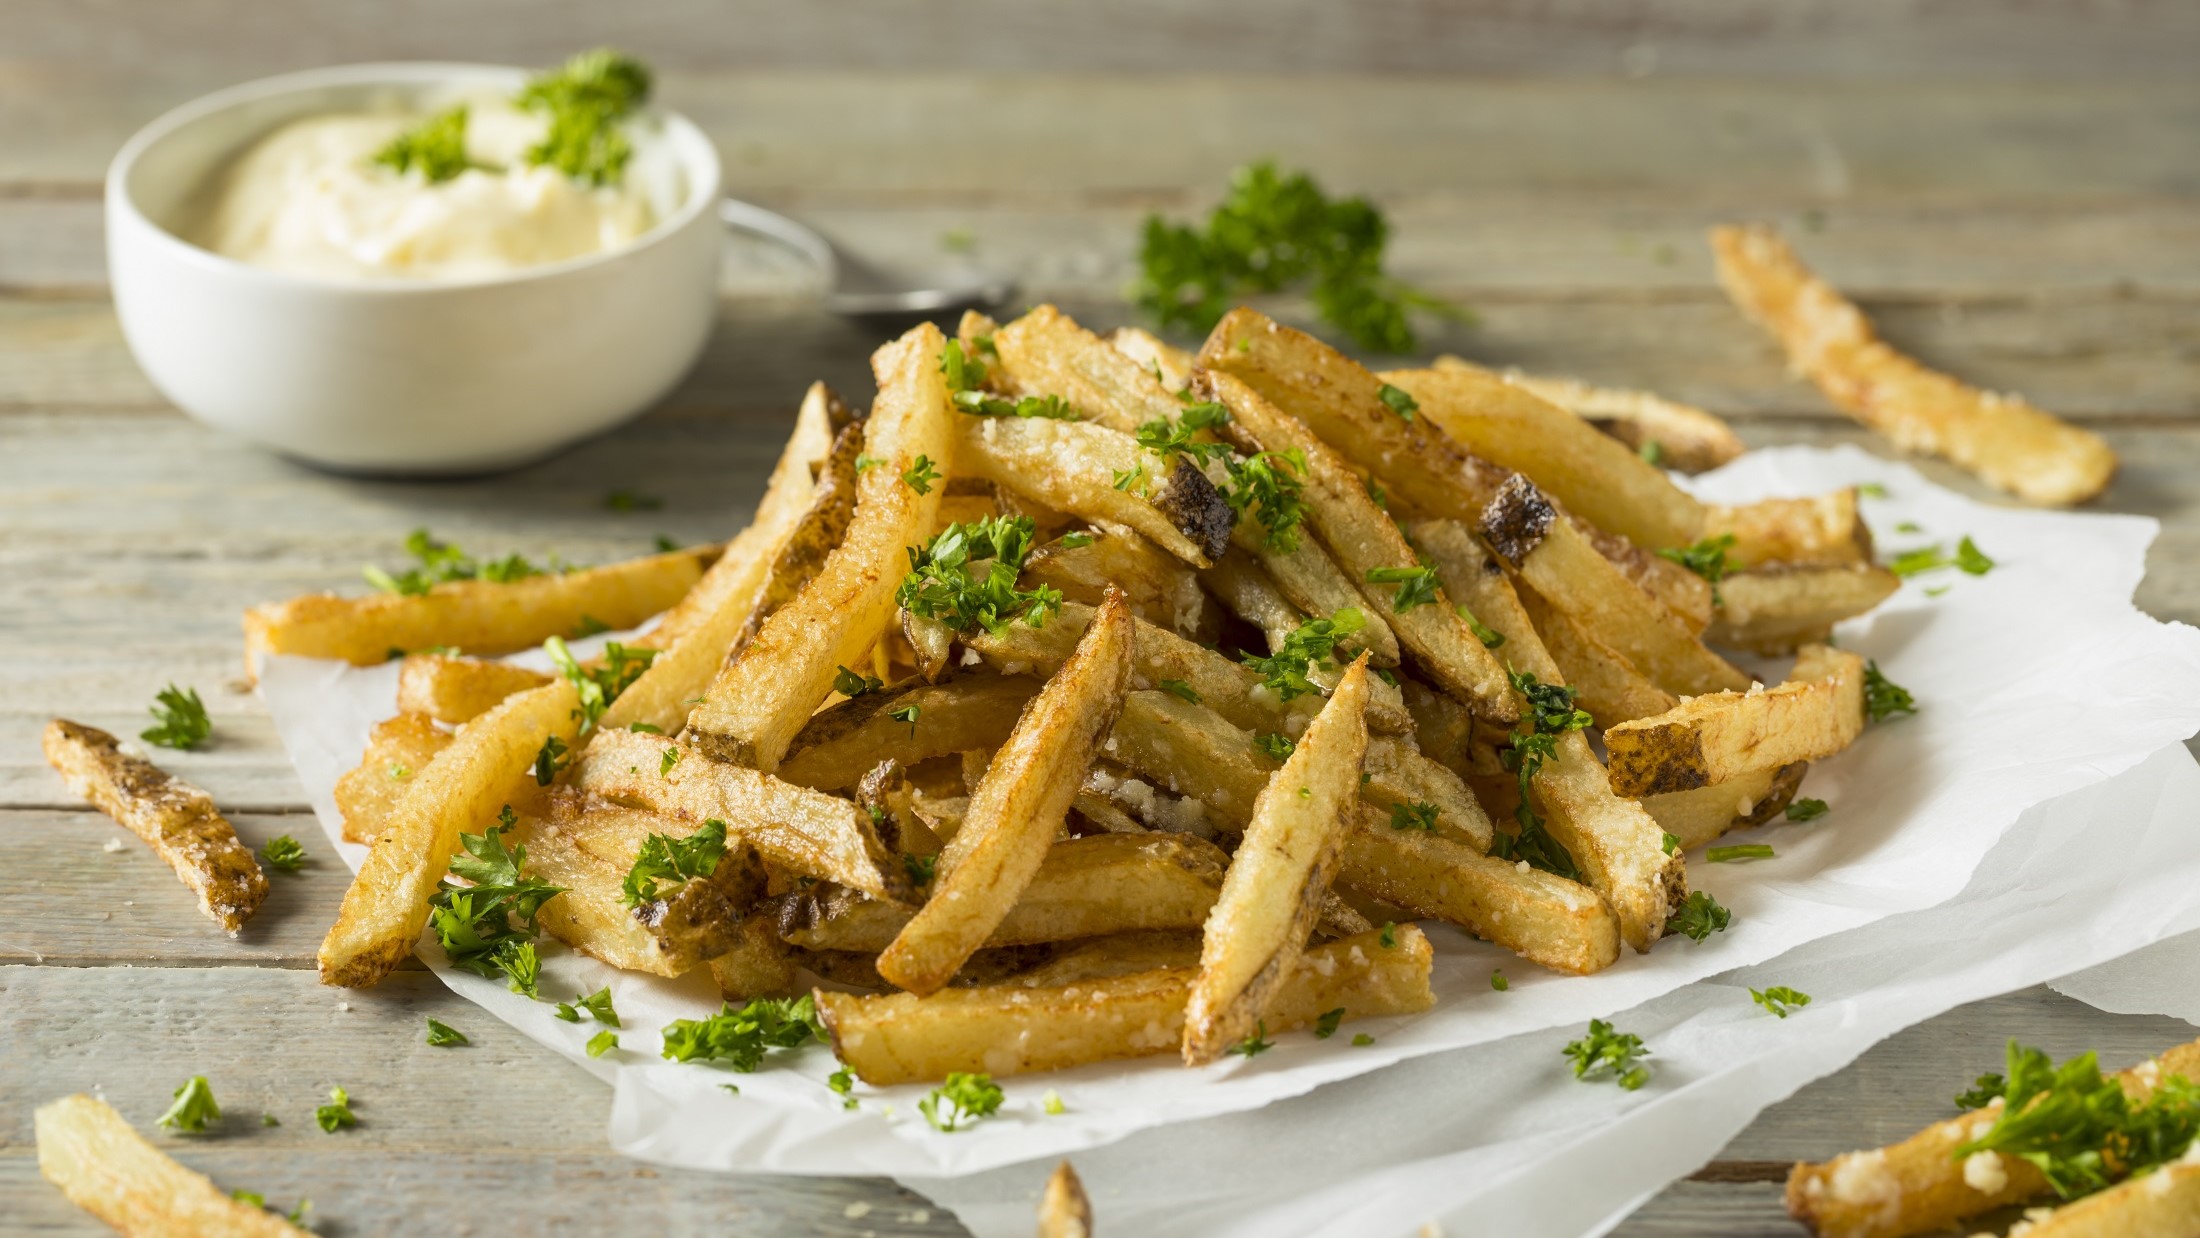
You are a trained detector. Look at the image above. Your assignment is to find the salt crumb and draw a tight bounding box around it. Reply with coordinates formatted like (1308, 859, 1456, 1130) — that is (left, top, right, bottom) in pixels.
(843, 1202, 871, 1219)
(103, 838, 126, 853)
(336, 1002, 350, 1012)
(1961, 1150, 2007, 1194)
(907, 1210, 929, 1224)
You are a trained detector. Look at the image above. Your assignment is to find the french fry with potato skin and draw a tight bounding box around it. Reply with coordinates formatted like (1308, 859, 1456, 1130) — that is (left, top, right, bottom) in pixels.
(1038, 1161, 1096, 1238)
(1707, 490, 1874, 569)
(1708, 564, 1902, 657)
(1434, 356, 1745, 475)
(710, 914, 805, 1003)
(819, 924, 1433, 1085)
(1645, 762, 1809, 853)
(686, 323, 955, 770)
(1025, 525, 1210, 636)
(396, 654, 553, 725)
(2009, 1158, 2200, 1238)
(36, 1094, 307, 1237)
(878, 591, 1135, 995)
(42, 719, 269, 936)
(1184, 658, 1369, 1064)
(1604, 644, 1866, 797)
(1513, 582, 1677, 729)
(952, 414, 1233, 567)
(333, 712, 451, 844)
(319, 678, 580, 987)
(775, 675, 1038, 792)
(730, 418, 866, 661)
(1110, 325, 1197, 393)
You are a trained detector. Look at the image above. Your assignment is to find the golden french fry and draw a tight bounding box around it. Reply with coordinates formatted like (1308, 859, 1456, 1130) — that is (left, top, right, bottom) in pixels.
(2011, 1158, 2200, 1238)
(1040, 1161, 1096, 1238)
(43, 719, 268, 936)
(395, 654, 553, 725)
(1109, 325, 1197, 392)
(1708, 564, 1902, 656)
(731, 419, 866, 661)
(1711, 223, 2115, 507)
(687, 323, 955, 770)
(1512, 581, 1678, 728)
(1533, 729, 1688, 952)
(993, 304, 1185, 435)
(952, 415, 1232, 567)
(1026, 525, 1210, 636)
(333, 712, 451, 844)
(709, 914, 805, 1002)
(1184, 658, 1369, 1064)
(819, 924, 1434, 1085)
(242, 544, 716, 674)
(776, 675, 1038, 792)
(1604, 644, 1866, 797)
(572, 729, 907, 901)
(1707, 491, 1874, 569)
(1437, 358, 1745, 475)
(878, 592, 1134, 994)
(319, 679, 580, 987)
(1644, 762, 1808, 853)
(36, 1094, 306, 1237)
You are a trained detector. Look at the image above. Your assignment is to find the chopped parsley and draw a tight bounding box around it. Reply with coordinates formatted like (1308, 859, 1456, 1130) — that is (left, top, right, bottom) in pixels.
(1134, 401, 1233, 467)
(902, 852, 937, 887)
(1458, 608, 1506, 649)
(1377, 383, 1419, 422)
(517, 49, 651, 186)
(604, 488, 663, 512)
(1134, 160, 1458, 352)
(1041, 1089, 1066, 1115)
(545, 636, 658, 733)
(1639, 440, 1666, 466)
(261, 834, 306, 872)
(571, 614, 611, 639)
(585, 1030, 620, 1058)
(1563, 1019, 1651, 1091)
(157, 1076, 220, 1134)
(889, 703, 922, 735)
(902, 455, 943, 495)
(622, 819, 727, 907)
(314, 1086, 356, 1133)
(828, 1066, 858, 1110)
(920, 1072, 1005, 1132)
(1492, 670, 1591, 879)
(1954, 1040, 2200, 1199)
(1864, 661, 1917, 722)
(1058, 531, 1094, 549)
(1660, 832, 1680, 856)
(373, 105, 478, 182)
(1750, 986, 1811, 1018)
(1111, 463, 1146, 493)
(1158, 678, 1201, 704)
(1352, 1033, 1375, 1046)
(660, 746, 679, 776)
(1389, 800, 1439, 832)
(1656, 534, 1737, 603)
(1378, 921, 1397, 949)
(364, 528, 554, 596)
(1231, 1022, 1276, 1058)
(1786, 798, 1830, 822)
(141, 684, 212, 750)
(1491, 970, 1509, 991)
(896, 515, 1062, 635)
(1890, 536, 1996, 579)
(628, 721, 663, 735)
(1956, 1072, 2007, 1111)
(1667, 890, 1733, 942)
(958, 391, 1081, 420)
(1242, 608, 1367, 701)
(426, 807, 565, 998)
(1365, 564, 1441, 613)
(1857, 482, 1890, 498)
(532, 735, 570, 785)
(833, 666, 885, 698)
(1706, 844, 1774, 863)
(1314, 1009, 1347, 1039)
(425, 1017, 468, 1046)
(1253, 732, 1296, 761)
(1221, 448, 1311, 552)
(654, 534, 680, 553)
(938, 338, 988, 393)
(660, 994, 826, 1071)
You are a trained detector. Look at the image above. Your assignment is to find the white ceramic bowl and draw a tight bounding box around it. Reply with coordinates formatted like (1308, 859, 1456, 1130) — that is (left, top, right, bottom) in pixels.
(106, 63, 724, 475)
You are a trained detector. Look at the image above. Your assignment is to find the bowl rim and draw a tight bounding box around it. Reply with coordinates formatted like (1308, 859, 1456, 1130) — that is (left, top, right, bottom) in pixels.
(105, 60, 725, 295)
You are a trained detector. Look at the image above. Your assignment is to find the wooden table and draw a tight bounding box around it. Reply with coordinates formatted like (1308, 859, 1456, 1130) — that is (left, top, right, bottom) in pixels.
(6, 5, 2198, 1234)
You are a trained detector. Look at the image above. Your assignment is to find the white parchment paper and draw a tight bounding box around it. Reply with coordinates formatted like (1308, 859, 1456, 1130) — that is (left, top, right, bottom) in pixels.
(262, 446, 2200, 1222)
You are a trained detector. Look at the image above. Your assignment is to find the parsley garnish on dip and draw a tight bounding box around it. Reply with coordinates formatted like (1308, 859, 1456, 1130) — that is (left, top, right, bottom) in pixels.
(188, 50, 671, 280)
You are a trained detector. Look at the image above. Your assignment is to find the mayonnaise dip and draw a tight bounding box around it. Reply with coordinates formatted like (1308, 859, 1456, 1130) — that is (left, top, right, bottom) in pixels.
(188, 97, 660, 280)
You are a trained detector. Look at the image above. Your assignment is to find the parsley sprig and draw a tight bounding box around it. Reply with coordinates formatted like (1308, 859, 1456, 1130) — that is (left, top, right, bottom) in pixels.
(1220, 448, 1311, 552)
(1365, 564, 1441, 613)
(895, 516, 1062, 634)
(621, 819, 727, 907)
(1955, 1040, 2200, 1199)
(1241, 608, 1367, 701)
(1667, 890, 1734, 942)
(1388, 801, 1439, 832)
(157, 1076, 221, 1134)
(1491, 670, 1591, 878)
(517, 49, 651, 186)
(920, 1072, 1005, 1132)
(141, 684, 212, 750)
(364, 528, 557, 596)
(373, 105, 479, 183)
(426, 807, 565, 998)
(1657, 534, 1737, 604)
(1563, 1019, 1651, 1091)
(660, 994, 826, 1071)
(1135, 401, 1233, 467)
(545, 636, 658, 734)
(1864, 661, 1917, 722)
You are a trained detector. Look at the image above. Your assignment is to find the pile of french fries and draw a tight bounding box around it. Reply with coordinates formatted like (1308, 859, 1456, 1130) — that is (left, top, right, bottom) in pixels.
(224, 296, 1936, 1089)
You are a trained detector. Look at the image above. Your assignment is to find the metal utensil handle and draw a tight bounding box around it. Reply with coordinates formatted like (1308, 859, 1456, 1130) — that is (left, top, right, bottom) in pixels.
(718, 197, 839, 288)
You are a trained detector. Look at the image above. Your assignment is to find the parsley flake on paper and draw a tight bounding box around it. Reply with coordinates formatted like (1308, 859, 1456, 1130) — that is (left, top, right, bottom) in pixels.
(1563, 1019, 1651, 1091)
(1750, 986, 1812, 1018)
(660, 995, 826, 1071)
(921, 1072, 1005, 1132)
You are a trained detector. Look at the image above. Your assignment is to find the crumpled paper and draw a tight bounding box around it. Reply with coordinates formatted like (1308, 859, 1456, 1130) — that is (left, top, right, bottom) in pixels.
(262, 446, 2200, 1215)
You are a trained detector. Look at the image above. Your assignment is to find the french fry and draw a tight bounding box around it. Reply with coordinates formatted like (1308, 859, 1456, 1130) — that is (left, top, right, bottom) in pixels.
(993, 304, 1185, 435)
(687, 323, 955, 769)
(36, 1094, 306, 1237)
(1336, 810, 1621, 975)
(1604, 644, 1866, 797)
(1707, 491, 1874, 569)
(2013, 1157, 2200, 1238)
(1533, 729, 1689, 952)
(1012, 930, 1205, 986)
(572, 729, 907, 901)
(1435, 357, 1745, 475)
(1479, 473, 1750, 697)
(1038, 1161, 1096, 1238)
(1109, 325, 1197, 392)
(1207, 369, 1517, 723)
(776, 675, 1038, 792)
(1708, 564, 1902, 656)
(1513, 582, 1678, 728)
(819, 924, 1433, 1085)
(1711, 223, 2116, 506)
(710, 914, 805, 1002)
(731, 419, 866, 660)
(1184, 658, 1369, 1064)
(1785, 1039, 2200, 1238)
(1204, 547, 1304, 650)
(1379, 364, 1706, 553)
(1583, 521, 1715, 632)
(318, 679, 580, 987)
(42, 719, 268, 935)
(1025, 525, 1209, 635)
(877, 592, 1134, 994)
(776, 832, 1227, 953)
(242, 544, 717, 674)
(1644, 762, 1808, 852)
(333, 712, 451, 844)
(746, 382, 859, 553)
(395, 654, 553, 725)
(952, 415, 1232, 567)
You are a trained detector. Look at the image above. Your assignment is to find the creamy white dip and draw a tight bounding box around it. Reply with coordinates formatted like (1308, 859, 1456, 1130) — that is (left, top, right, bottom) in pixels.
(189, 97, 659, 280)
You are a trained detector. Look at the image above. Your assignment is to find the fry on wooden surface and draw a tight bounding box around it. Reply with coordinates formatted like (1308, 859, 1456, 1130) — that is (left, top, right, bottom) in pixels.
(819, 924, 1433, 1085)
(1435, 357, 1746, 475)
(1711, 222, 2116, 506)
(1707, 564, 1902, 656)
(36, 1094, 306, 1237)
(242, 543, 716, 674)
(1184, 658, 1370, 1064)
(395, 654, 553, 725)
(878, 591, 1134, 994)
(333, 712, 450, 844)
(2009, 1156, 2200, 1238)
(686, 322, 954, 770)
(318, 678, 580, 987)
(42, 719, 267, 935)
(1037, 1161, 1096, 1238)
(775, 675, 1038, 792)
(1604, 644, 1866, 797)
(1645, 762, 1809, 853)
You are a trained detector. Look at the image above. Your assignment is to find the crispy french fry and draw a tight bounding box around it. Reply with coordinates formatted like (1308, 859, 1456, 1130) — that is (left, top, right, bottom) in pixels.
(1379, 364, 1706, 553)
(1435, 358, 1745, 475)
(1707, 491, 1874, 569)
(731, 419, 866, 660)
(1336, 809, 1621, 975)
(36, 1094, 306, 1237)
(709, 915, 805, 1002)
(318, 679, 580, 986)
(686, 324, 954, 769)
(819, 924, 1433, 1085)
(333, 712, 451, 844)
(1711, 223, 2115, 506)
(242, 544, 716, 674)
(1604, 644, 1866, 797)
(1533, 729, 1688, 952)
(395, 654, 553, 725)
(1645, 762, 1808, 852)
(776, 675, 1038, 792)
(1208, 370, 1517, 723)
(1708, 564, 1902, 656)
(1184, 658, 1369, 1064)
(1479, 473, 1750, 697)
(1012, 930, 1205, 987)
(878, 592, 1134, 994)
(1038, 1161, 1096, 1238)
(1026, 525, 1209, 635)
(746, 382, 859, 552)
(2013, 1157, 2200, 1238)
(953, 415, 1231, 567)
(993, 304, 1186, 435)
(1785, 1039, 2200, 1238)
(1512, 581, 1678, 728)
(1109, 325, 1197, 392)
(1204, 547, 1303, 650)
(777, 832, 1227, 953)
(42, 719, 268, 935)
